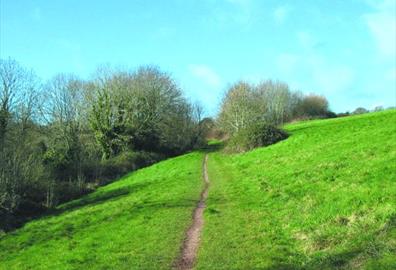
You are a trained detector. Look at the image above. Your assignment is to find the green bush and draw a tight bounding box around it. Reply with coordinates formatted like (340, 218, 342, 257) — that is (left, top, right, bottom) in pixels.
(226, 122, 288, 153)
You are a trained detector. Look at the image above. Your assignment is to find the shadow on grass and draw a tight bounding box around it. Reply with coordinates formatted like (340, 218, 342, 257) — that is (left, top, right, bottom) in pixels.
(1, 181, 201, 251)
(2, 144, 216, 234)
(258, 222, 396, 270)
(198, 141, 225, 154)
(234, 248, 367, 270)
(54, 181, 151, 215)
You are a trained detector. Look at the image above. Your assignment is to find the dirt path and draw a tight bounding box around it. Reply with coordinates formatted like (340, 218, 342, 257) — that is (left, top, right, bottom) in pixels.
(174, 154, 210, 270)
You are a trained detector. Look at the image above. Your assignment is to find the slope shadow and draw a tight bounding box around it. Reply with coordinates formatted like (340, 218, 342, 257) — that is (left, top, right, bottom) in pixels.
(2, 193, 201, 251)
(54, 181, 151, 215)
(199, 141, 224, 153)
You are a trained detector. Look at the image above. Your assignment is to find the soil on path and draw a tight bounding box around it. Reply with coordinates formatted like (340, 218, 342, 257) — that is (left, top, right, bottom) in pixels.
(174, 154, 210, 270)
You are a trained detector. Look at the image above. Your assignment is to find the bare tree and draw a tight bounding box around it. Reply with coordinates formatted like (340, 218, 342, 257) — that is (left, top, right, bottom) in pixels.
(44, 74, 87, 172)
(218, 81, 261, 134)
(0, 59, 40, 149)
(352, 107, 369, 115)
(256, 80, 293, 125)
(0, 58, 41, 214)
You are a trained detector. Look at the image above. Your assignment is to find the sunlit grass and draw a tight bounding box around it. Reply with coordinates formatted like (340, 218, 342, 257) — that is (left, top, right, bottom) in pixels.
(197, 110, 396, 269)
(0, 152, 204, 270)
(1, 111, 395, 270)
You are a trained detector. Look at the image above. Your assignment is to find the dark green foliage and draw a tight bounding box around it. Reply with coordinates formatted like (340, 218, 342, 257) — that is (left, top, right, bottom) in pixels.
(226, 122, 288, 153)
(0, 152, 204, 269)
(325, 110, 337, 118)
(337, 111, 351, 117)
(0, 59, 205, 232)
(88, 66, 201, 158)
(90, 89, 128, 159)
(297, 94, 330, 118)
(98, 151, 164, 184)
(353, 107, 369, 115)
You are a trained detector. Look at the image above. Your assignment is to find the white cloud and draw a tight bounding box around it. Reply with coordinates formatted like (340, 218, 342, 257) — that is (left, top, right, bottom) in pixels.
(204, 0, 254, 27)
(385, 68, 396, 80)
(364, 0, 396, 57)
(297, 31, 317, 50)
(276, 45, 355, 95)
(313, 65, 355, 94)
(304, 54, 355, 94)
(189, 64, 221, 88)
(276, 53, 299, 73)
(273, 5, 291, 24)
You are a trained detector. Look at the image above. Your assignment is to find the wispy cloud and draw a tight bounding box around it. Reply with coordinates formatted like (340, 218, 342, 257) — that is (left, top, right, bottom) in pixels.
(311, 59, 355, 95)
(385, 68, 396, 81)
(203, 0, 255, 28)
(273, 5, 291, 24)
(276, 53, 299, 74)
(189, 64, 221, 88)
(363, 0, 396, 57)
(277, 31, 355, 96)
(153, 26, 176, 40)
(297, 31, 318, 50)
(226, 0, 251, 7)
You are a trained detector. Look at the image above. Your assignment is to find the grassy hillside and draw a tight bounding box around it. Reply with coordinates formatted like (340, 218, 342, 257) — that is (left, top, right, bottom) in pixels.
(197, 110, 396, 270)
(0, 152, 204, 270)
(1, 111, 395, 270)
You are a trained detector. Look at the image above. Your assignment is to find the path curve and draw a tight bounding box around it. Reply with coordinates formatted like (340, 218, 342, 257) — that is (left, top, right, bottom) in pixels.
(174, 154, 209, 270)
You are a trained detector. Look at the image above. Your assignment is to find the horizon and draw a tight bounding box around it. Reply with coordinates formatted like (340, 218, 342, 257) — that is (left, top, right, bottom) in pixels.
(1, 0, 395, 115)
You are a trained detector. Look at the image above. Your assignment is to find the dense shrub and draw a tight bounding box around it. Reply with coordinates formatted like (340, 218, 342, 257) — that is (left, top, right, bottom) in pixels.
(296, 94, 329, 118)
(0, 59, 205, 232)
(352, 107, 369, 115)
(226, 122, 288, 153)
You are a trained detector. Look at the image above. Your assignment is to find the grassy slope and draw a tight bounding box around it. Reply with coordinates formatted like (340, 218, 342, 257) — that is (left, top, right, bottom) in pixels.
(0, 152, 204, 270)
(197, 110, 396, 270)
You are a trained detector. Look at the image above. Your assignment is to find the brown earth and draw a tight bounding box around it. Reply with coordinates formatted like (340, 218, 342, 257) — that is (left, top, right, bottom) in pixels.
(174, 154, 210, 270)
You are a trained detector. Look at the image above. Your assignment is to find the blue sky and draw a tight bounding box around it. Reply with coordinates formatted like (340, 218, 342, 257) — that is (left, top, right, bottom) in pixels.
(1, 0, 395, 115)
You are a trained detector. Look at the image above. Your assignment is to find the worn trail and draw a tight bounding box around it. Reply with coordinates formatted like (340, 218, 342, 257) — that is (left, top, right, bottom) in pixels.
(174, 154, 210, 270)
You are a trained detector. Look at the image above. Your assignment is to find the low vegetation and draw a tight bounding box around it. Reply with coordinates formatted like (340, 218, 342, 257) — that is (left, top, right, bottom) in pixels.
(218, 80, 333, 134)
(197, 110, 396, 269)
(0, 152, 204, 269)
(1, 109, 394, 269)
(225, 122, 288, 153)
(217, 80, 334, 154)
(2, 55, 395, 270)
(0, 59, 207, 231)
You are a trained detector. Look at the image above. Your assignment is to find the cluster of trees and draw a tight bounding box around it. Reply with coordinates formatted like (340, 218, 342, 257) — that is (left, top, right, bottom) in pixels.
(218, 80, 333, 136)
(332, 105, 393, 118)
(0, 59, 206, 231)
(2, 58, 390, 230)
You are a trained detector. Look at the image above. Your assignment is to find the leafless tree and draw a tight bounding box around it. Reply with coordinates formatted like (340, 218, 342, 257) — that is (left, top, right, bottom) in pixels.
(0, 59, 41, 214)
(218, 81, 261, 134)
(0, 59, 40, 149)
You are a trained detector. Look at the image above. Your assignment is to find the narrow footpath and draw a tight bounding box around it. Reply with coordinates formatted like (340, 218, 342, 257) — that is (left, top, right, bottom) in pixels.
(174, 154, 210, 270)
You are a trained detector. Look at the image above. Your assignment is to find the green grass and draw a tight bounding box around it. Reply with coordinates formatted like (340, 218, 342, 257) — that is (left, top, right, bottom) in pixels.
(2, 111, 395, 270)
(196, 110, 396, 270)
(0, 152, 204, 270)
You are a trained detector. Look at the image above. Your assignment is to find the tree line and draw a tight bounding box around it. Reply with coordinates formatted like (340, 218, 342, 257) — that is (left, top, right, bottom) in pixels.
(0, 58, 206, 231)
(1, 58, 386, 231)
(215, 80, 391, 152)
(218, 80, 335, 134)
